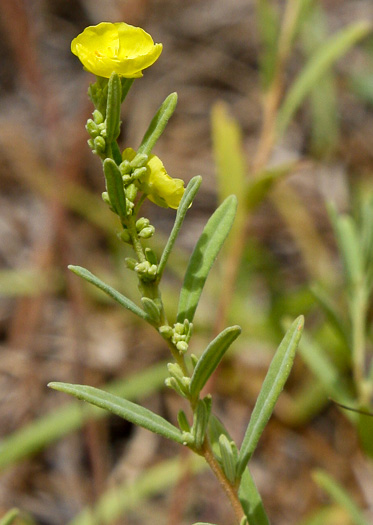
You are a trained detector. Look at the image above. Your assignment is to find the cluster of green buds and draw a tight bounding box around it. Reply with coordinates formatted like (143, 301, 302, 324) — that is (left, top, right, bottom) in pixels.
(86, 109, 107, 156)
(176, 397, 212, 452)
(159, 319, 193, 354)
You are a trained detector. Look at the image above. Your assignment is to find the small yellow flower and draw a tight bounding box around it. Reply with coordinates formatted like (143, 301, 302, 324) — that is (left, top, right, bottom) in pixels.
(71, 22, 163, 78)
(123, 148, 185, 209)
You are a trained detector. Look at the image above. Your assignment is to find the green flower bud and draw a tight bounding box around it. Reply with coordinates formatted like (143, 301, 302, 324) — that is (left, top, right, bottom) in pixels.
(132, 166, 147, 180)
(93, 109, 104, 124)
(126, 183, 138, 202)
(159, 325, 173, 338)
(176, 341, 188, 354)
(136, 217, 150, 231)
(125, 257, 137, 270)
(130, 153, 148, 168)
(119, 160, 131, 176)
(138, 226, 155, 239)
(93, 135, 106, 153)
(101, 191, 111, 206)
(86, 119, 99, 137)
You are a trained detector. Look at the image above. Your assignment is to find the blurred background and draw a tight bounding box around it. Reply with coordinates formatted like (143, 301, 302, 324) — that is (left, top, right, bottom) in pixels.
(1, 0, 373, 524)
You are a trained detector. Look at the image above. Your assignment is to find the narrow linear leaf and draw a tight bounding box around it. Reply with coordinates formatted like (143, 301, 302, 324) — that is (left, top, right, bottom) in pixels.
(239, 468, 271, 525)
(158, 176, 202, 279)
(0, 364, 166, 471)
(103, 159, 126, 219)
(0, 509, 19, 525)
(236, 316, 304, 477)
(105, 72, 121, 142)
(333, 215, 363, 288)
(312, 470, 369, 525)
(190, 325, 241, 400)
(137, 93, 178, 156)
(48, 383, 189, 446)
(277, 22, 370, 137)
(208, 415, 270, 525)
(68, 265, 150, 322)
(120, 78, 134, 103)
(298, 331, 356, 420)
(177, 195, 237, 323)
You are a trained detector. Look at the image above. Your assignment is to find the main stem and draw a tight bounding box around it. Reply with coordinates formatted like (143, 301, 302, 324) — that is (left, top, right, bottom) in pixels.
(202, 440, 246, 524)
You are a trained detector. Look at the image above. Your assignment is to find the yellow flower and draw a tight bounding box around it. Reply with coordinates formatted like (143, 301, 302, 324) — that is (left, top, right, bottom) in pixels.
(123, 148, 185, 209)
(71, 22, 162, 78)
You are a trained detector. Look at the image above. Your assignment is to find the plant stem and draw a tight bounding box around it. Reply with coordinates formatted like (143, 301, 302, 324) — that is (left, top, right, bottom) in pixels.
(201, 440, 246, 524)
(351, 285, 369, 404)
(127, 215, 146, 262)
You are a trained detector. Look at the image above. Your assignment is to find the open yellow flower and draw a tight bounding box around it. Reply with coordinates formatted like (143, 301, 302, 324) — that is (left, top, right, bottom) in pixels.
(123, 148, 185, 209)
(71, 22, 163, 78)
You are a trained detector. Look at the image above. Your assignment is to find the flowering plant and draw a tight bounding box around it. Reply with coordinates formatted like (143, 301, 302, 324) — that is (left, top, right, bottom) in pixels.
(48, 21, 304, 525)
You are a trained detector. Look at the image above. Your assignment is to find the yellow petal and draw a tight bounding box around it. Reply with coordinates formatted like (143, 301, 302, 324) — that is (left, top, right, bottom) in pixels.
(141, 155, 185, 209)
(71, 22, 162, 78)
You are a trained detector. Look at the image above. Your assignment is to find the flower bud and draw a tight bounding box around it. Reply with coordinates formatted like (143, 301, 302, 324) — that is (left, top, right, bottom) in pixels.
(138, 226, 155, 239)
(136, 217, 150, 231)
(86, 119, 99, 137)
(94, 135, 106, 153)
(93, 110, 104, 124)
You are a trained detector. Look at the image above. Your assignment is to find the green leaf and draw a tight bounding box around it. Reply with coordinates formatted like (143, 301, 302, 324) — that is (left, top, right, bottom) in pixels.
(0, 363, 166, 471)
(357, 407, 373, 459)
(177, 195, 237, 323)
(48, 383, 190, 446)
(298, 331, 356, 419)
(68, 265, 151, 323)
(277, 22, 370, 138)
(120, 78, 134, 103)
(239, 468, 271, 525)
(158, 176, 202, 279)
(140, 297, 161, 324)
(332, 213, 363, 289)
(192, 397, 212, 450)
(189, 325, 241, 401)
(0, 509, 19, 525)
(137, 93, 178, 156)
(312, 470, 369, 525)
(105, 72, 121, 143)
(208, 416, 270, 525)
(236, 316, 304, 477)
(103, 159, 126, 219)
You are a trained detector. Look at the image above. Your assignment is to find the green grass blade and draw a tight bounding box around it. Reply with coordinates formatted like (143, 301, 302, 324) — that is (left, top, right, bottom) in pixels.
(236, 316, 304, 477)
(68, 455, 205, 525)
(0, 364, 167, 471)
(189, 325, 241, 401)
(48, 383, 189, 445)
(158, 176, 202, 279)
(277, 21, 370, 138)
(137, 93, 178, 156)
(177, 195, 237, 323)
(68, 265, 150, 323)
(312, 470, 369, 525)
(0, 510, 19, 525)
(255, 0, 280, 88)
(301, 5, 339, 158)
(239, 468, 271, 525)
